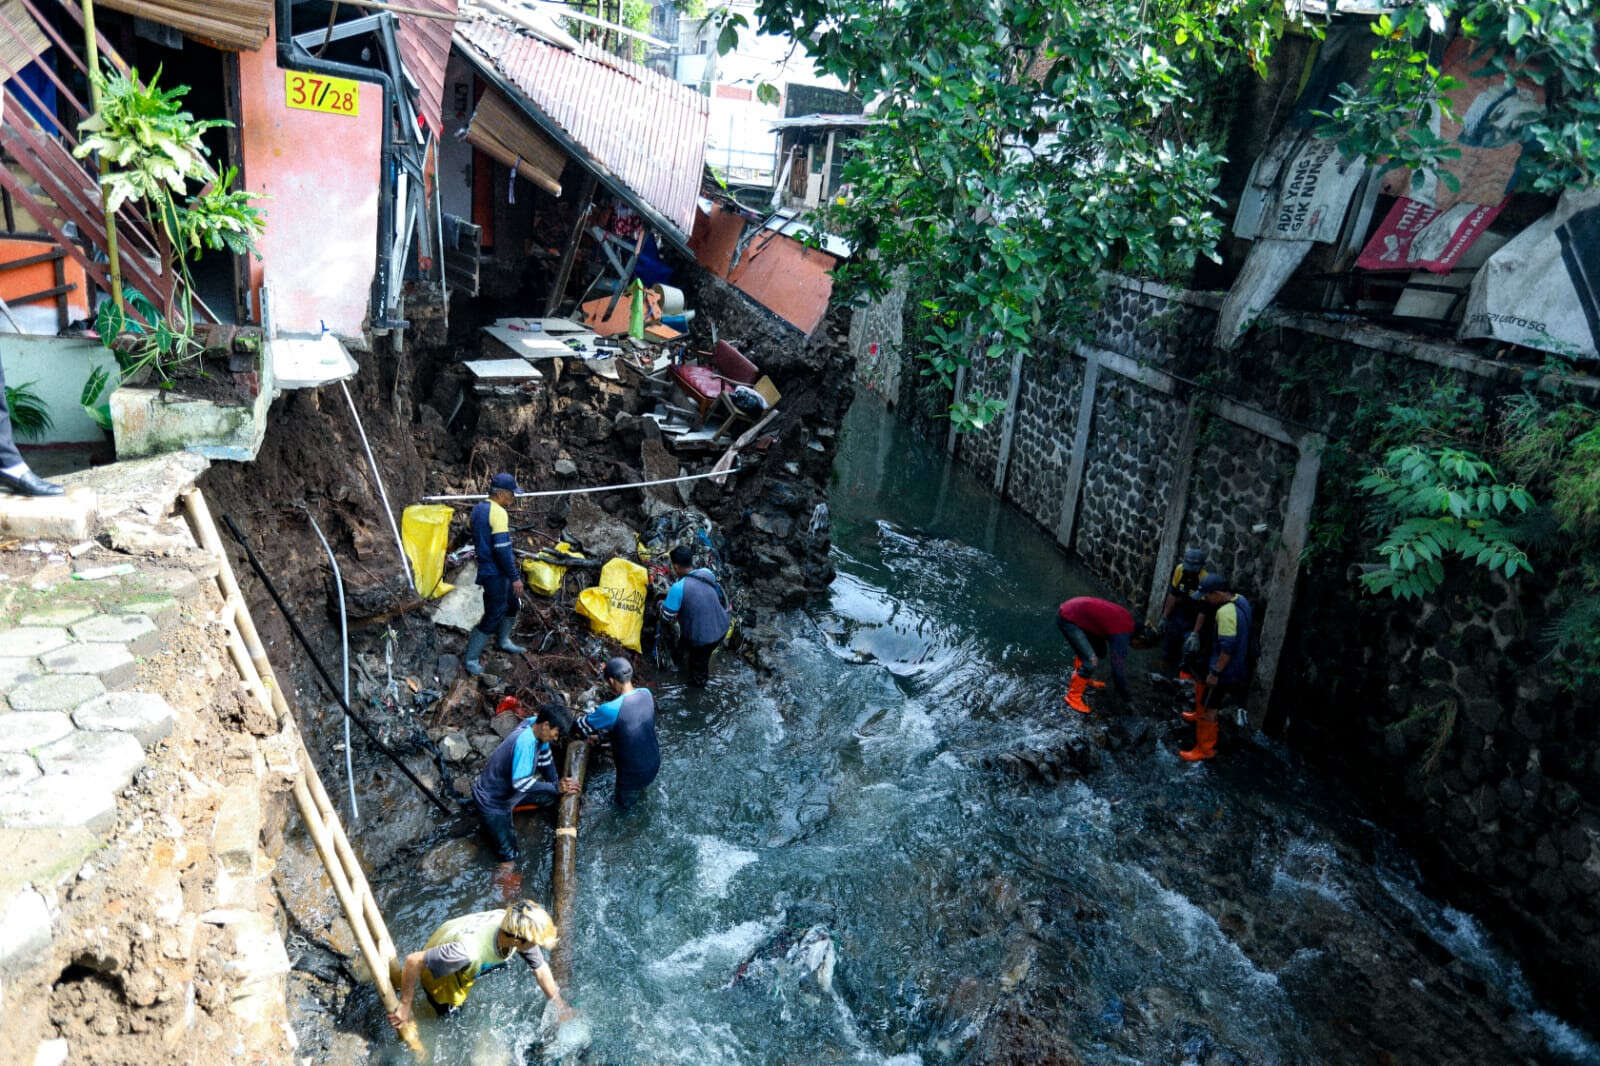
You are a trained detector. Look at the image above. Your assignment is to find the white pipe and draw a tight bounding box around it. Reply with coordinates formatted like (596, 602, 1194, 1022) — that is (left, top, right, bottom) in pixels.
(304, 510, 359, 825)
(421, 466, 744, 503)
(340, 379, 416, 593)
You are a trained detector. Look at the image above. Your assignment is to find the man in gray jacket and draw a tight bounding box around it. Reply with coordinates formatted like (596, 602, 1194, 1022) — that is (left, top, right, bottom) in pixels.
(660, 545, 730, 687)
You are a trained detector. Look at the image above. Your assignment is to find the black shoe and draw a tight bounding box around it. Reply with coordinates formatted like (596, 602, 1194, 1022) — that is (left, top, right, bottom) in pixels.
(0, 468, 63, 497)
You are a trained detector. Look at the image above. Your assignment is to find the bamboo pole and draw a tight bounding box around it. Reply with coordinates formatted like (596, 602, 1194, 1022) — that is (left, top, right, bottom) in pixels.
(548, 740, 588, 986)
(76, 0, 123, 315)
(182, 489, 424, 1057)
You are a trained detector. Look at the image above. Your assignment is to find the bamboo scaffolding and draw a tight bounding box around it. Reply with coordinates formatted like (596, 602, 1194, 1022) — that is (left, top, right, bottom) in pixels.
(182, 488, 425, 1058)
(548, 740, 588, 985)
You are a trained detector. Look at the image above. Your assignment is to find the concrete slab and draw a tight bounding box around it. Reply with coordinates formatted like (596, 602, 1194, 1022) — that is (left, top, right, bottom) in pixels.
(38, 642, 137, 689)
(0, 752, 39, 794)
(36, 729, 146, 791)
(16, 606, 95, 627)
(6, 674, 106, 713)
(69, 613, 160, 656)
(58, 450, 208, 527)
(483, 325, 574, 358)
(119, 595, 181, 631)
(268, 333, 358, 389)
(0, 887, 52, 976)
(0, 627, 71, 657)
(464, 358, 544, 381)
(212, 784, 262, 877)
(73, 691, 177, 746)
(0, 486, 96, 541)
(0, 775, 117, 833)
(0, 826, 98, 901)
(0, 712, 75, 752)
(0, 657, 40, 691)
(430, 562, 485, 633)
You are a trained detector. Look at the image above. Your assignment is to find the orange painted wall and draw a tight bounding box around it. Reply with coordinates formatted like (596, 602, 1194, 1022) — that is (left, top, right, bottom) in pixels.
(689, 203, 836, 335)
(238, 25, 383, 338)
(0, 237, 88, 329)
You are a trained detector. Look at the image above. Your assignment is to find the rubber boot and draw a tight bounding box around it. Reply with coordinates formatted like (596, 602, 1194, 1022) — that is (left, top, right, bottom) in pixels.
(1062, 661, 1093, 714)
(496, 617, 526, 654)
(1180, 719, 1218, 761)
(464, 628, 490, 676)
(1181, 681, 1205, 722)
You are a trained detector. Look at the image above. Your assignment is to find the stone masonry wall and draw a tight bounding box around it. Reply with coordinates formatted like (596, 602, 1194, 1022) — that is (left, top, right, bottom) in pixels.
(1179, 422, 1299, 608)
(1002, 343, 1081, 537)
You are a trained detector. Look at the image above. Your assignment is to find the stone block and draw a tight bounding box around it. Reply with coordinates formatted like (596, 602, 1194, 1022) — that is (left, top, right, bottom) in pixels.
(32, 1038, 69, 1066)
(0, 712, 75, 752)
(0, 776, 117, 833)
(120, 595, 181, 631)
(0, 753, 39, 795)
(0, 657, 39, 692)
(36, 730, 146, 792)
(16, 606, 94, 627)
(212, 785, 263, 876)
(72, 691, 177, 747)
(69, 614, 161, 656)
(7, 674, 106, 714)
(38, 642, 137, 689)
(0, 486, 96, 541)
(0, 887, 53, 976)
(0, 627, 71, 657)
(439, 733, 472, 763)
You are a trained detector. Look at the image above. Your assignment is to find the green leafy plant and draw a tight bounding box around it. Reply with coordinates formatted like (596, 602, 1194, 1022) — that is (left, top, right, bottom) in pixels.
(74, 67, 264, 382)
(3, 379, 53, 441)
(81, 366, 115, 432)
(750, 0, 1296, 429)
(1357, 444, 1533, 599)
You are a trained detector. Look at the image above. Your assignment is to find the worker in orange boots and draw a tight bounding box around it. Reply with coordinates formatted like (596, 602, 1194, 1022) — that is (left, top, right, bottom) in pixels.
(1180, 573, 1253, 761)
(1055, 596, 1134, 714)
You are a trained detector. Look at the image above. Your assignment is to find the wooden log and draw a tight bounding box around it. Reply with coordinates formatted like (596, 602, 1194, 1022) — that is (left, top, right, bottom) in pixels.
(548, 739, 589, 986)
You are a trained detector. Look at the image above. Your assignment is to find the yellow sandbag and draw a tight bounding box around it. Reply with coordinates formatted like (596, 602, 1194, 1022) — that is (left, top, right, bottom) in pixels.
(521, 542, 584, 596)
(402, 504, 455, 599)
(574, 557, 648, 651)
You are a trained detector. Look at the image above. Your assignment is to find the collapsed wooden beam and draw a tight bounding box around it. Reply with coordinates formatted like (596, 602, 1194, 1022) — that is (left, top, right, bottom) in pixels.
(548, 739, 589, 985)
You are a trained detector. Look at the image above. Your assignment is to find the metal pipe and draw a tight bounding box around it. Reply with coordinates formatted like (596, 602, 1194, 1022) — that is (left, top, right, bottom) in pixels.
(340, 378, 416, 593)
(304, 509, 359, 825)
(221, 513, 455, 816)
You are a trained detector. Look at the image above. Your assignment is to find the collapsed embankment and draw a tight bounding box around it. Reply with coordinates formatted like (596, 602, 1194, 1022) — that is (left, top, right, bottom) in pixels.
(195, 279, 855, 1057)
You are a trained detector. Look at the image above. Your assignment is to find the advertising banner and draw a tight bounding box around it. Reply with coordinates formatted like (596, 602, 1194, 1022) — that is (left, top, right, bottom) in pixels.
(1356, 196, 1507, 273)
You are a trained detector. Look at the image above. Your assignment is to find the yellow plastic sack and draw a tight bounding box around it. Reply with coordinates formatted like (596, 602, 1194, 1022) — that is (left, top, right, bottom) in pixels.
(574, 557, 648, 651)
(521, 542, 584, 596)
(402, 504, 455, 599)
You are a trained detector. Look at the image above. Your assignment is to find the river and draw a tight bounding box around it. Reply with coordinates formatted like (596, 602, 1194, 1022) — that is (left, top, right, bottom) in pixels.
(364, 393, 1599, 1066)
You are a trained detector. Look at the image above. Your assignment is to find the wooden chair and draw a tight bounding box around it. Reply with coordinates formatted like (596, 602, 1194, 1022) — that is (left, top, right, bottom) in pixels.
(670, 339, 759, 426)
(712, 375, 780, 439)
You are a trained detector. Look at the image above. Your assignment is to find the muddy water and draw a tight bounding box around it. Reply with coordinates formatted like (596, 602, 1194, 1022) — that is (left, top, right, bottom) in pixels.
(361, 394, 1599, 1065)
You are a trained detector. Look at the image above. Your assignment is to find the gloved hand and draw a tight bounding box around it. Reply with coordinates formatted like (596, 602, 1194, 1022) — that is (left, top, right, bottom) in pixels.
(1182, 632, 1200, 656)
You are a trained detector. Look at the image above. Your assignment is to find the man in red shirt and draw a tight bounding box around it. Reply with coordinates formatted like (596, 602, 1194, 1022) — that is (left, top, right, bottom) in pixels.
(1056, 596, 1134, 713)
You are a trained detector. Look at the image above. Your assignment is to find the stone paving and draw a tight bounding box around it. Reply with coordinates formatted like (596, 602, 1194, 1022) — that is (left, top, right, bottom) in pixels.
(0, 582, 180, 977)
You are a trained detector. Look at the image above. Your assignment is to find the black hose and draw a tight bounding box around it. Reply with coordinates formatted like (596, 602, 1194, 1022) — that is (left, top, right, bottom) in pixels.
(222, 514, 457, 817)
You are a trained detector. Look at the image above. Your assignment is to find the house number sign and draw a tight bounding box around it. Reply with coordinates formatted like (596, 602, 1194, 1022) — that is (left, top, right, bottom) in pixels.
(284, 71, 360, 117)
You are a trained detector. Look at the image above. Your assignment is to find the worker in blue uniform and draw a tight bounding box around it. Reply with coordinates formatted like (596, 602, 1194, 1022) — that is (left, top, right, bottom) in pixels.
(1159, 547, 1209, 674)
(1180, 573, 1253, 762)
(466, 472, 526, 676)
(472, 703, 579, 878)
(660, 544, 730, 687)
(576, 657, 660, 809)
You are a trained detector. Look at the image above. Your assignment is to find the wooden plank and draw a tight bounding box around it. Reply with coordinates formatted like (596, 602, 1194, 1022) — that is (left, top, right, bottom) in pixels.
(1055, 354, 1100, 548)
(1248, 434, 1324, 728)
(548, 740, 589, 986)
(1143, 402, 1202, 627)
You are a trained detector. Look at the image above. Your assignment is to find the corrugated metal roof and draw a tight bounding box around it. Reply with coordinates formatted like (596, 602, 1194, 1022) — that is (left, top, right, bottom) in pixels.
(397, 0, 460, 136)
(454, 16, 708, 242)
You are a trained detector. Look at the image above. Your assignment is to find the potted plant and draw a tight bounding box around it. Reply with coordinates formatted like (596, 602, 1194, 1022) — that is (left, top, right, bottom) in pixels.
(73, 66, 269, 459)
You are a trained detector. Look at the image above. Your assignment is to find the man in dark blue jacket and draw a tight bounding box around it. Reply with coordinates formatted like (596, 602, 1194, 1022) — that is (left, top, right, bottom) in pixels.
(660, 545, 730, 687)
(577, 657, 660, 809)
(473, 703, 579, 877)
(466, 472, 526, 676)
(1181, 573, 1253, 762)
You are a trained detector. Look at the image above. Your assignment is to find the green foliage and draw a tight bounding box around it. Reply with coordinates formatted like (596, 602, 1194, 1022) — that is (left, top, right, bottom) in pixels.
(81, 366, 114, 432)
(1316, 0, 1600, 194)
(1501, 394, 1600, 539)
(177, 167, 265, 258)
(3, 379, 53, 441)
(750, 0, 1295, 429)
(1357, 444, 1533, 598)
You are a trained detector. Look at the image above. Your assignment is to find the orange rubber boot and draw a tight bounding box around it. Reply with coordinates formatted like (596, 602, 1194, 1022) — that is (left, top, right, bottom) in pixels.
(1179, 720, 1218, 761)
(1181, 681, 1205, 722)
(1062, 663, 1093, 714)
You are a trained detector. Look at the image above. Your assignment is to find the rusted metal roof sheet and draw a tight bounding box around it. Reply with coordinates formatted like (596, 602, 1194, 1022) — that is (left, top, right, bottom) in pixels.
(397, 0, 459, 136)
(454, 16, 708, 244)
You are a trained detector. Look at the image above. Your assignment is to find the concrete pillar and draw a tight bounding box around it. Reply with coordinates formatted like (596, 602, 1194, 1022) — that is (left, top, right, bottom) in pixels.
(1248, 433, 1325, 727)
(946, 363, 966, 456)
(1144, 403, 1202, 627)
(992, 349, 1026, 494)
(1055, 354, 1100, 548)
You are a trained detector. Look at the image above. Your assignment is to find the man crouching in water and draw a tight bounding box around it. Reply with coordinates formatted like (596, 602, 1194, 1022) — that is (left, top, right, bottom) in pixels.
(473, 702, 581, 895)
(577, 657, 660, 809)
(389, 900, 572, 1030)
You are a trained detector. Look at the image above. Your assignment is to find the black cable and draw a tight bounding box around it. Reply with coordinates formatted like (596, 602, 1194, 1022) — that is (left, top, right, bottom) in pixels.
(222, 514, 458, 817)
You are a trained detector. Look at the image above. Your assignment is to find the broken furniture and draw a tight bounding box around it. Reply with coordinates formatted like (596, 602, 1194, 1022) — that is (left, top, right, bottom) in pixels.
(713, 375, 781, 440)
(671, 340, 759, 427)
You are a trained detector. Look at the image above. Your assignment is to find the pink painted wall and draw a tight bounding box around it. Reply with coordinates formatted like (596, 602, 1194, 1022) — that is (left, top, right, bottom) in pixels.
(239, 25, 382, 339)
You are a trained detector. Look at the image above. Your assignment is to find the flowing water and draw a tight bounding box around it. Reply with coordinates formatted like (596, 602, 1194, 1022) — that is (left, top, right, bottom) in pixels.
(366, 394, 1600, 1066)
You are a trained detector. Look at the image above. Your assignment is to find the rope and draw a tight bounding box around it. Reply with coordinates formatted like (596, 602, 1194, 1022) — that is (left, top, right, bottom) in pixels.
(422, 466, 744, 503)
